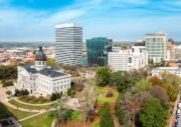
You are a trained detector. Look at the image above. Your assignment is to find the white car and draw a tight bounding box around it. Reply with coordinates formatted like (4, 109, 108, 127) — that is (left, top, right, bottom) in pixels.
(177, 109, 180, 116)
(178, 103, 181, 109)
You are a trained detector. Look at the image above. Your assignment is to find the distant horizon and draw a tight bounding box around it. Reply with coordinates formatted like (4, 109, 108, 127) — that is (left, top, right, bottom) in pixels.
(0, 0, 181, 41)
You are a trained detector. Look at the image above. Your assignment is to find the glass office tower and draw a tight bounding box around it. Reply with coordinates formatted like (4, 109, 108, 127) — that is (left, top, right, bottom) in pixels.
(145, 33, 167, 63)
(86, 37, 112, 66)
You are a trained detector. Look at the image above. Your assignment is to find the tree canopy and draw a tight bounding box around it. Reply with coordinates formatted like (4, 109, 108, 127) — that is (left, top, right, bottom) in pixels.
(96, 67, 111, 86)
(139, 99, 167, 127)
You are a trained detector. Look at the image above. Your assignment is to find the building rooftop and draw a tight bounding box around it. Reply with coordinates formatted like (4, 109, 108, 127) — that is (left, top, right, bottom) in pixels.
(152, 67, 181, 71)
(24, 65, 67, 77)
(39, 68, 66, 77)
(55, 23, 81, 28)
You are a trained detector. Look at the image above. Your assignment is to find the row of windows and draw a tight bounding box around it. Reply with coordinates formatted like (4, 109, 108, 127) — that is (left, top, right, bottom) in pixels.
(53, 79, 70, 85)
(53, 84, 70, 91)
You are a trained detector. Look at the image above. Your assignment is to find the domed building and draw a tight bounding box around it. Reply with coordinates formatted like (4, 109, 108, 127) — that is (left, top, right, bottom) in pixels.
(17, 47, 71, 96)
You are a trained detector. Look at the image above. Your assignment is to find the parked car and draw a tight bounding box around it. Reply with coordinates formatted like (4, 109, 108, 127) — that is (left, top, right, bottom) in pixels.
(178, 103, 181, 109)
(174, 120, 178, 127)
(176, 109, 180, 116)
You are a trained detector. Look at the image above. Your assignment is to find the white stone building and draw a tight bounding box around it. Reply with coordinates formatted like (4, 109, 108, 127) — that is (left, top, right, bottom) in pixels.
(151, 67, 181, 77)
(17, 47, 71, 97)
(108, 46, 148, 71)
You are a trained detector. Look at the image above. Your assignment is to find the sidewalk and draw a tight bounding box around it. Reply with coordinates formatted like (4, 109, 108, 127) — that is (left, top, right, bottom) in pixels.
(4, 102, 44, 113)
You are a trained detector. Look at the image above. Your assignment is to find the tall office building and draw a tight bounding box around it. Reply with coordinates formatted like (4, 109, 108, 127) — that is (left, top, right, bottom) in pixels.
(108, 46, 148, 71)
(55, 23, 83, 66)
(145, 32, 167, 63)
(86, 37, 112, 66)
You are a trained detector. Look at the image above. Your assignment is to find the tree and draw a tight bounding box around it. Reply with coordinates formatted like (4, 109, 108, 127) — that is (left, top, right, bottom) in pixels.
(135, 78, 152, 92)
(99, 103, 114, 127)
(6, 90, 12, 96)
(67, 88, 76, 97)
(0, 65, 17, 80)
(110, 71, 135, 92)
(115, 91, 152, 126)
(148, 76, 162, 86)
(2, 80, 14, 87)
(139, 99, 167, 127)
(50, 92, 62, 101)
(79, 86, 97, 122)
(162, 83, 179, 102)
(96, 67, 111, 86)
(162, 74, 181, 88)
(53, 95, 72, 124)
(47, 58, 57, 66)
(149, 86, 169, 105)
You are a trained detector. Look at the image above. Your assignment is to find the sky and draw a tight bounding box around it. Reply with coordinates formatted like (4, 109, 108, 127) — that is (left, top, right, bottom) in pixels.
(0, 0, 181, 41)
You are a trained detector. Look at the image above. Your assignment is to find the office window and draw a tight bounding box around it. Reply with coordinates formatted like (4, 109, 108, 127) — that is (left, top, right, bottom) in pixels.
(129, 57, 132, 63)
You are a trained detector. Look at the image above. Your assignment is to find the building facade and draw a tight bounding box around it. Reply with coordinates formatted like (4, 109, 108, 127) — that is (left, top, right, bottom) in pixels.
(86, 37, 112, 66)
(108, 46, 148, 71)
(55, 23, 83, 66)
(17, 47, 71, 97)
(151, 67, 181, 77)
(145, 33, 167, 63)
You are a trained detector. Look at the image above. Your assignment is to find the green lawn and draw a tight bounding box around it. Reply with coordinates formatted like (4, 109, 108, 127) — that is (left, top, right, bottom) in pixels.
(18, 96, 50, 104)
(96, 87, 118, 103)
(21, 112, 54, 127)
(71, 111, 85, 120)
(9, 99, 52, 110)
(92, 121, 100, 127)
(0, 102, 35, 120)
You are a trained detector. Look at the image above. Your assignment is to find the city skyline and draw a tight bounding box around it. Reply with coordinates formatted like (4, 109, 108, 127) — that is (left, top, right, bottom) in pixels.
(0, 0, 181, 41)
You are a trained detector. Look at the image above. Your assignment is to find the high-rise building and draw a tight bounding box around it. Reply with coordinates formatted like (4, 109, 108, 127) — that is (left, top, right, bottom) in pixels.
(86, 37, 112, 66)
(145, 32, 167, 63)
(55, 23, 83, 66)
(108, 46, 148, 71)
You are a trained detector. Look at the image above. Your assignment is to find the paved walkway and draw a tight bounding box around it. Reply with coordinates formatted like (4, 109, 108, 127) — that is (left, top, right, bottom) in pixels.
(19, 111, 46, 122)
(0, 87, 7, 102)
(14, 97, 56, 106)
(4, 102, 43, 113)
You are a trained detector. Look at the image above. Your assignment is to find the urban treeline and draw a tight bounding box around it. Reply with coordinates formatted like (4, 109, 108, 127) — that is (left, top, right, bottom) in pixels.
(96, 67, 180, 127)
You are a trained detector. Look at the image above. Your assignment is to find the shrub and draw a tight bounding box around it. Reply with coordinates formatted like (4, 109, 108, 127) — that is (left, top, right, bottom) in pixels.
(2, 80, 14, 87)
(74, 81, 84, 91)
(106, 91, 113, 98)
(50, 93, 62, 101)
(6, 90, 12, 95)
(67, 88, 76, 97)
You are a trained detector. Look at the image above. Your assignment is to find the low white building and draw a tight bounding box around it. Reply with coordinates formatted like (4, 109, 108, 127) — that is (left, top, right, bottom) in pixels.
(17, 47, 71, 97)
(108, 46, 148, 71)
(151, 67, 181, 77)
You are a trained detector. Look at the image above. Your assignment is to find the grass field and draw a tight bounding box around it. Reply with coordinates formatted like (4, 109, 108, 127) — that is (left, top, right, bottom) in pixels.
(0, 102, 35, 120)
(9, 99, 52, 110)
(20, 112, 54, 127)
(96, 87, 118, 103)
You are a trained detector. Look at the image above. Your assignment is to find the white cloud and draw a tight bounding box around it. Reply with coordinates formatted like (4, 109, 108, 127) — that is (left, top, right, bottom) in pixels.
(0, 0, 181, 41)
(0, 0, 103, 41)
